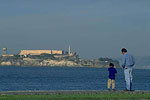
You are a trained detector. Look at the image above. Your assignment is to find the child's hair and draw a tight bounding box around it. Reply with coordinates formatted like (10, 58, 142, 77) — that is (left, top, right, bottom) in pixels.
(109, 63, 114, 67)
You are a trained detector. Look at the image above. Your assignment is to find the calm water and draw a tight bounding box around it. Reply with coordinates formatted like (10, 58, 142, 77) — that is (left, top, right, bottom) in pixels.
(0, 66, 150, 91)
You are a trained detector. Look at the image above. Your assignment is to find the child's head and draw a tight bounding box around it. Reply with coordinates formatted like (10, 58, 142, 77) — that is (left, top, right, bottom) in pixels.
(109, 63, 114, 67)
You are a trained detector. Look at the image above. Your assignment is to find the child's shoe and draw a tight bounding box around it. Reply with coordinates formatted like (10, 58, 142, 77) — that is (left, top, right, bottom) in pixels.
(108, 89, 111, 91)
(112, 89, 116, 91)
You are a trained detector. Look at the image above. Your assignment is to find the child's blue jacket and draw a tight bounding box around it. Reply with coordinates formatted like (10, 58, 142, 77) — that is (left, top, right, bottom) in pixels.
(108, 67, 117, 80)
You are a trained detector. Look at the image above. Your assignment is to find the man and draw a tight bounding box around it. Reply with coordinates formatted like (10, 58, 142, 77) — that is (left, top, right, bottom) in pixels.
(121, 48, 135, 91)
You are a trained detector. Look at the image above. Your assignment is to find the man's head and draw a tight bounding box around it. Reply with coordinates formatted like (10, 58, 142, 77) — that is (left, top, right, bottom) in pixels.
(121, 48, 127, 55)
(109, 63, 114, 67)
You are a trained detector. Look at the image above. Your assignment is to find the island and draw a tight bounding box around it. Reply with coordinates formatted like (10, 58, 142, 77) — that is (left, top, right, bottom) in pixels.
(0, 47, 120, 68)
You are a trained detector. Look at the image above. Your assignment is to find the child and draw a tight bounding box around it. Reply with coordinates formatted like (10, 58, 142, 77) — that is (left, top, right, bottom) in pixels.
(108, 63, 117, 91)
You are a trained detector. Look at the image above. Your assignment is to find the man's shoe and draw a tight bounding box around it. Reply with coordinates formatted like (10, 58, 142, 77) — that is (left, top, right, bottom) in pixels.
(123, 89, 130, 91)
(130, 90, 135, 92)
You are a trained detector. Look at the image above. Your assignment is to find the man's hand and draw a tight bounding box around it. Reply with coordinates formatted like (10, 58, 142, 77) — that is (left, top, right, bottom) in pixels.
(122, 65, 125, 69)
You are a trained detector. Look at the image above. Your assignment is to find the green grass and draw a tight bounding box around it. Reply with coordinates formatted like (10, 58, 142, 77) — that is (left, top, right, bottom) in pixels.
(0, 93, 150, 100)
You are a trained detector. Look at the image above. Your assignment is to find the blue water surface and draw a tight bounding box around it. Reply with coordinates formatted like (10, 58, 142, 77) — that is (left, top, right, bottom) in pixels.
(0, 66, 149, 91)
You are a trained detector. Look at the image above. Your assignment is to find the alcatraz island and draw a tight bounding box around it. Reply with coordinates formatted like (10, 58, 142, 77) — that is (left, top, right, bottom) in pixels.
(0, 46, 120, 68)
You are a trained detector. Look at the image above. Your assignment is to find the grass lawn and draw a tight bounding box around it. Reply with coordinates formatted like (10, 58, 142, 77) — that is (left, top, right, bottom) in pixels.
(0, 93, 150, 100)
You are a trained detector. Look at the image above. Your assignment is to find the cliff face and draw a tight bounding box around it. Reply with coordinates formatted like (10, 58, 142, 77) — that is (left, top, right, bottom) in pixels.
(0, 58, 79, 67)
(0, 55, 120, 68)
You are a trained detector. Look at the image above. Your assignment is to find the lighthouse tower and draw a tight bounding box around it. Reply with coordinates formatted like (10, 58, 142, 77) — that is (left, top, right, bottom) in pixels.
(68, 45, 71, 56)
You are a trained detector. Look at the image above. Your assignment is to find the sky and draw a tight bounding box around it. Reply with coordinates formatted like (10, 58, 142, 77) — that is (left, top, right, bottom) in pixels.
(0, 0, 150, 59)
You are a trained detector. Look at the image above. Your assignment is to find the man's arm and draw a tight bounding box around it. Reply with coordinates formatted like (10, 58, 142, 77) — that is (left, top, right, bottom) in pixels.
(132, 55, 135, 66)
(122, 55, 126, 68)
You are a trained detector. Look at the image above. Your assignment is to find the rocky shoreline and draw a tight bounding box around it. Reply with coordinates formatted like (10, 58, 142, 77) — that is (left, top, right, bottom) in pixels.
(0, 54, 120, 68)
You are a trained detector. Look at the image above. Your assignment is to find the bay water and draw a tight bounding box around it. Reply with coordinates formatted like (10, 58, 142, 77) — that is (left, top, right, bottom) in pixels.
(0, 66, 149, 91)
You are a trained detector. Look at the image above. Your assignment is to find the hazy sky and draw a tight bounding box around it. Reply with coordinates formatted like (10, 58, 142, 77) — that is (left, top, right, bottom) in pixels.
(0, 0, 150, 58)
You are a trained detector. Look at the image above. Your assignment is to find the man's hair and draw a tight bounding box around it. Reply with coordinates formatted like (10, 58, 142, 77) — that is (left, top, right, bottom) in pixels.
(109, 63, 114, 67)
(121, 48, 127, 53)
